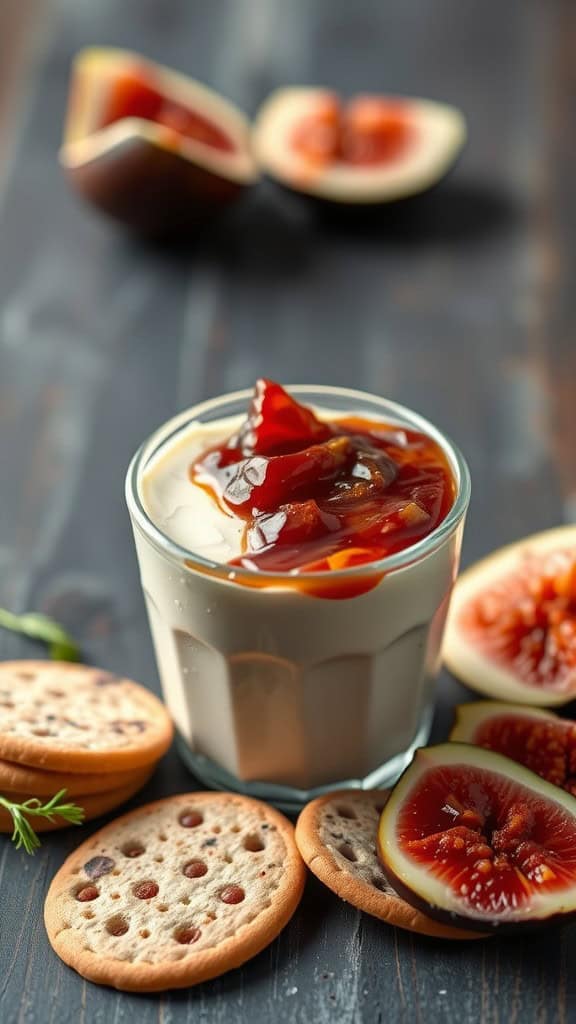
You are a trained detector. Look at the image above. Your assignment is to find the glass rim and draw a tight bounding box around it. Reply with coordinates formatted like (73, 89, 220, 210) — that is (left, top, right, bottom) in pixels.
(125, 384, 471, 582)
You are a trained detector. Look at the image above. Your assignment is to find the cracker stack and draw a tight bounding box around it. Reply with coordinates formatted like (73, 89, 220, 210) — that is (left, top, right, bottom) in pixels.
(0, 661, 173, 829)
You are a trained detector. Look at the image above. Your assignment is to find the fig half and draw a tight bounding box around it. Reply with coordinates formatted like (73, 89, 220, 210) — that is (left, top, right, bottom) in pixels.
(60, 48, 259, 236)
(253, 88, 466, 203)
(444, 526, 576, 705)
(378, 743, 576, 932)
(450, 702, 576, 795)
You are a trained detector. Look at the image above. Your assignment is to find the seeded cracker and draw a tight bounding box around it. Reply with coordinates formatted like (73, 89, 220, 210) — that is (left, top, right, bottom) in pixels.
(295, 789, 484, 940)
(0, 757, 150, 798)
(44, 792, 306, 991)
(0, 661, 173, 772)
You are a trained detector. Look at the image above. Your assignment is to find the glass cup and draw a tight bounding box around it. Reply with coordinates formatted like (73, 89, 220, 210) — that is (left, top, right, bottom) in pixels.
(126, 386, 470, 811)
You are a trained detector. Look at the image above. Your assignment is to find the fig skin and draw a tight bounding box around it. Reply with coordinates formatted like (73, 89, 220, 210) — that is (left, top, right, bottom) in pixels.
(451, 700, 561, 732)
(64, 132, 245, 238)
(443, 525, 576, 706)
(450, 701, 561, 743)
(378, 743, 576, 934)
(60, 48, 258, 238)
(378, 859, 499, 936)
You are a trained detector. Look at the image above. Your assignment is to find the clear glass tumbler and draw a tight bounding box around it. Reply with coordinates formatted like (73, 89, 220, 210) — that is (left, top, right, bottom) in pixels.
(126, 386, 470, 811)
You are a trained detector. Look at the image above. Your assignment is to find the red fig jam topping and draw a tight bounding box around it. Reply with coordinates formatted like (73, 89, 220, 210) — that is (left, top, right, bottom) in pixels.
(75, 885, 99, 902)
(474, 715, 576, 795)
(220, 884, 245, 904)
(191, 380, 455, 581)
(183, 860, 208, 878)
(133, 880, 159, 900)
(234, 378, 333, 455)
(461, 548, 576, 690)
(99, 67, 234, 153)
(291, 94, 413, 168)
(397, 765, 576, 913)
(179, 810, 203, 828)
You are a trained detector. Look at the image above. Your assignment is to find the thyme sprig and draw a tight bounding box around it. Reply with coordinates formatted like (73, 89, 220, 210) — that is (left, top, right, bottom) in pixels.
(0, 608, 79, 661)
(0, 790, 85, 854)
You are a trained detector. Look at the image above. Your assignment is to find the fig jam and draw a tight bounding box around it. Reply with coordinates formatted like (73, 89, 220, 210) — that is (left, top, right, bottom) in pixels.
(291, 94, 413, 167)
(100, 68, 234, 152)
(461, 548, 576, 691)
(190, 380, 455, 586)
(397, 764, 576, 914)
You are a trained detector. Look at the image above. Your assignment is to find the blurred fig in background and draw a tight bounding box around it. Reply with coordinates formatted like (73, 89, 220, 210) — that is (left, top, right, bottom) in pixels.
(60, 48, 259, 237)
(253, 87, 466, 204)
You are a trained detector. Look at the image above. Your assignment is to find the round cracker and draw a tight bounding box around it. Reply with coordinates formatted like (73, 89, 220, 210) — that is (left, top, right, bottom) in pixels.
(0, 661, 173, 772)
(296, 789, 484, 940)
(44, 793, 306, 992)
(0, 757, 152, 798)
(0, 770, 153, 833)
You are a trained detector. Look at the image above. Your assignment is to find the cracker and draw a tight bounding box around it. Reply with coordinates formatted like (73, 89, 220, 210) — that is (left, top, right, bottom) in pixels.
(44, 793, 306, 991)
(0, 770, 153, 833)
(296, 790, 484, 940)
(0, 758, 150, 798)
(0, 661, 173, 772)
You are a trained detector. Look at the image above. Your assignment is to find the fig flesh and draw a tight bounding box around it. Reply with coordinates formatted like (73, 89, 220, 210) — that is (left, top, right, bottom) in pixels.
(444, 526, 576, 705)
(378, 743, 576, 931)
(450, 702, 576, 795)
(60, 48, 258, 235)
(253, 87, 466, 203)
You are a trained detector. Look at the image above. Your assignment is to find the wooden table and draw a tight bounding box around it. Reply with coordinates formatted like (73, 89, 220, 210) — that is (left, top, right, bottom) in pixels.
(1, 1, 575, 1021)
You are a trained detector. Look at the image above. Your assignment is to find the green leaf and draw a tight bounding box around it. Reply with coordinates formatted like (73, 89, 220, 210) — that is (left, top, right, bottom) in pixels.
(0, 608, 80, 662)
(0, 790, 85, 854)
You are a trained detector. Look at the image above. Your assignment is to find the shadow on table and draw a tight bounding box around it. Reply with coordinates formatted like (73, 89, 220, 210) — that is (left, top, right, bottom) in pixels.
(312, 178, 519, 248)
(386, 915, 569, 1008)
(128, 176, 518, 277)
(119, 181, 317, 279)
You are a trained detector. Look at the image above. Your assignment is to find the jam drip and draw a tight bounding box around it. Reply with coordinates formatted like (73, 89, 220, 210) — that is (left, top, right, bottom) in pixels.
(462, 549, 576, 690)
(291, 94, 413, 168)
(398, 765, 576, 916)
(191, 380, 455, 576)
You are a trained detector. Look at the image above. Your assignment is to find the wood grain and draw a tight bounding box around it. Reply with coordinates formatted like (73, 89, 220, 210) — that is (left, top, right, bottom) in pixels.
(0, 0, 575, 1021)
(0, 0, 49, 193)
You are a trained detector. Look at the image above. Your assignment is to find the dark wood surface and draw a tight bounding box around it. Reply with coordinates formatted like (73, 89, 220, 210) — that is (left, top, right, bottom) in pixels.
(1, 1, 575, 1021)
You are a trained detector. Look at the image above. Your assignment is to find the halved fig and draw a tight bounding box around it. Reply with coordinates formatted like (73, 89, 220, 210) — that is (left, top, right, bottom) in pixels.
(444, 526, 576, 705)
(450, 702, 576, 794)
(253, 88, 466, 203)
(60, 48, 258, 235)
(378, 743, 576, 932)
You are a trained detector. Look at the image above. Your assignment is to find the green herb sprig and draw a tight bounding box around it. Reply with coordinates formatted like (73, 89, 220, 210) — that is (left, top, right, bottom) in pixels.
(0, 790, 85, 854)
(0, 608, 79, 661)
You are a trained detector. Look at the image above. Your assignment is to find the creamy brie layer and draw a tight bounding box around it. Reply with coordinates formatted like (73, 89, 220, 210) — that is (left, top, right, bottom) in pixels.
(142, 415, 246, 562)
